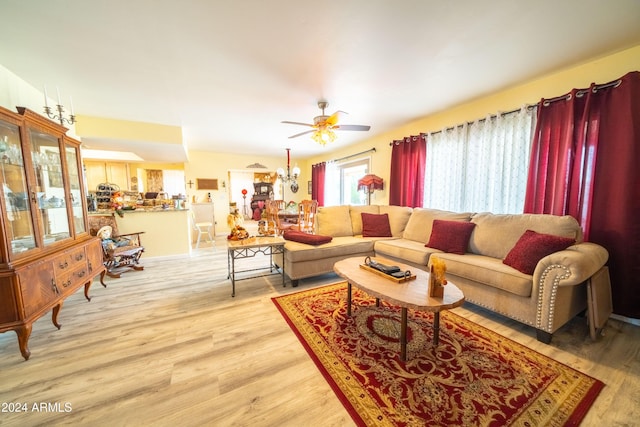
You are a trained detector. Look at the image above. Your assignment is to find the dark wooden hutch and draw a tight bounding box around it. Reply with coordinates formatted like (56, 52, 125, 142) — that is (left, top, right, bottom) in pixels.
(250, 182, 273, 220)
(0, 106, 105, 360)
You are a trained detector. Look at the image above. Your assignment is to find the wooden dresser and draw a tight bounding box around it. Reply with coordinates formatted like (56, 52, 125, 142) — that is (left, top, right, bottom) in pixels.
(0, 106, 106, 360)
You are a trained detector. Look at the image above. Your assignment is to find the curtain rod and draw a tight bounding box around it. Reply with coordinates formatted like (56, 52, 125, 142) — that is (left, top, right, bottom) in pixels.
(389, 77, 623, 143)
(390, 105, 536, 141)
(331, 147, 376, 163)
(543, 78, 623, 106)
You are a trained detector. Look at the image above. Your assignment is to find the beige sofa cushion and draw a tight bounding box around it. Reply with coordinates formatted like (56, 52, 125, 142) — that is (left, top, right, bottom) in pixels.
(435, 253, 533, 297)
(349, 205, 380, 235)
(469, 212, 582, 259)
(379, 205, 414, 237)
(402, 208, 473, 243)
(374, 238, 437, 266)
(284, 236, 375, 262)
(317, 205, 353, 237)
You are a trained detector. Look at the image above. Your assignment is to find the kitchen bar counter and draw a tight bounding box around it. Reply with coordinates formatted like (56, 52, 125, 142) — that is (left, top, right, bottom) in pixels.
(89, 208, 191, 258)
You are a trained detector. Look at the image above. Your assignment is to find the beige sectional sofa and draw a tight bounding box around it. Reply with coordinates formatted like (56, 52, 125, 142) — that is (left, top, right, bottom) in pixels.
(283, 205, 609, 343)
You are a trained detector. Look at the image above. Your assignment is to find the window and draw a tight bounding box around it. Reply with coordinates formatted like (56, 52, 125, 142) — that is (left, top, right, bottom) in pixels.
(163, 169, 186, 196)
(325, 158, 370, 206)
(423, 107, 536, 214)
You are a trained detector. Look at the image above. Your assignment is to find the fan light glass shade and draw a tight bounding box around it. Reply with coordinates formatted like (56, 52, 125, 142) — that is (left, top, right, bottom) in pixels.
(292, 165, 301, 177)
(312, 128, 337, 146)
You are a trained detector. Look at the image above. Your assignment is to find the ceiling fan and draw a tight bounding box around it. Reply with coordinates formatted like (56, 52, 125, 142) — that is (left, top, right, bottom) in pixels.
(282, 101, 371, 145)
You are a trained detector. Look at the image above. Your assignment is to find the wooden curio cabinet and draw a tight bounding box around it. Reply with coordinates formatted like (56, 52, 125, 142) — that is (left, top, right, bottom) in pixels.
(0, 106, 105, 360)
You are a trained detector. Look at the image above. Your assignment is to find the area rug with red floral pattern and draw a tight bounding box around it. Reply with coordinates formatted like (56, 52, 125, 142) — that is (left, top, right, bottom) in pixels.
(272, 282, 603, 426)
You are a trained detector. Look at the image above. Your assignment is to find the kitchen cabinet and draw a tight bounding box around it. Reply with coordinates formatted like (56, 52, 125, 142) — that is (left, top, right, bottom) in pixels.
(0, 106, 105, 360)
(84, 160, 130, 191)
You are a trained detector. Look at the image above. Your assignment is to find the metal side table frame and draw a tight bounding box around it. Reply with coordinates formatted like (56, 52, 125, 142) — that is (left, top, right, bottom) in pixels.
(227, 236, 286, 297)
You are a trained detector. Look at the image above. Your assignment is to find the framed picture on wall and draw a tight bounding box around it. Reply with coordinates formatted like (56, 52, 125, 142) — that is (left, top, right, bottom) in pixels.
(308, 181, 312, 194)
(197, 178, 218, 190)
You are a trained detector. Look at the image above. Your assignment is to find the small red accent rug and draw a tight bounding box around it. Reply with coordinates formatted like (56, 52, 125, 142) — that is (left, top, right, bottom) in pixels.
(272, 282, 603, 427)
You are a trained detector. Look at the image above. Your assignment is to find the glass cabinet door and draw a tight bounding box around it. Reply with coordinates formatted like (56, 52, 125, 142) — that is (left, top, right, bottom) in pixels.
(0, 121, 37, 255)
(65, 145, 86, 235)
(29, 129, 70, 245)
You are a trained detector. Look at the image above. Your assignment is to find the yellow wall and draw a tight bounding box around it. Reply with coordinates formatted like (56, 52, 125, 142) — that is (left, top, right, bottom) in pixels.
(303, 44, 640, 206)
(75, 115, 183, 144)
(184, 150, 311, 232)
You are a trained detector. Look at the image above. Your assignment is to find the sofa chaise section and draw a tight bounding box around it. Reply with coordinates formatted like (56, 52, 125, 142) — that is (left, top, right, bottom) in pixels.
(434, 212, 609, 342)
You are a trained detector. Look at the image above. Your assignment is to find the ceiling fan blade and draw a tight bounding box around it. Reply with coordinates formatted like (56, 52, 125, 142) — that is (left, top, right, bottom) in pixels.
(288, 129, 316, 139)
(335, 124, 371, 131)
(282, 120, 315, 127)
(326, 110, 347, 126)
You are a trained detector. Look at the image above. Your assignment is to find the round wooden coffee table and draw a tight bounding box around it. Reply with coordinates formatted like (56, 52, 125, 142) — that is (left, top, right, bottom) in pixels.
(334, 256, 464, 361)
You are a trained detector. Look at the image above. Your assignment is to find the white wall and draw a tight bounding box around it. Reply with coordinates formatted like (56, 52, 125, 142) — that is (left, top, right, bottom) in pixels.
(0, 64, 78, 138)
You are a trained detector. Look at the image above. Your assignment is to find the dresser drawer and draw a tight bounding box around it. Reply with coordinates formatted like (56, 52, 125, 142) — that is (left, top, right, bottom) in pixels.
(53, 247, 87, 275)
(55, 264, 90, 297)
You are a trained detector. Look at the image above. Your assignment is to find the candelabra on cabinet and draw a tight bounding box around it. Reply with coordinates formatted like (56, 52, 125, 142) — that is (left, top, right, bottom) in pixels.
(43, 86, 76, 126)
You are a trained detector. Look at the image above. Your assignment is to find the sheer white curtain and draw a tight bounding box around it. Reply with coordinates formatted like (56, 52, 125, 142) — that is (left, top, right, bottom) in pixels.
(423, 124, 468, 210)
(423, 106, 536, 214)
(324, 161, 340, 206)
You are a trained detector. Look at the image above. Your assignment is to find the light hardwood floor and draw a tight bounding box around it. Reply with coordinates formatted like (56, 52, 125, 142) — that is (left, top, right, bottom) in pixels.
(1, 230, 639, 426)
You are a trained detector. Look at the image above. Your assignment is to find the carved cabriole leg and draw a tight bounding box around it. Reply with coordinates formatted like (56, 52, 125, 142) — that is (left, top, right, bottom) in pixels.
(52, 302, 63, 329)
(84, 280, 92, 301)
(15, 325, 32, 360)
(100, 270, 107, 287)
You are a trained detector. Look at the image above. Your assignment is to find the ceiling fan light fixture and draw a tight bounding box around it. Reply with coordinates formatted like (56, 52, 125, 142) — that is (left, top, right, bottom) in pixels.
(312, 128, 337, 146)
(283, 100, 369, 144)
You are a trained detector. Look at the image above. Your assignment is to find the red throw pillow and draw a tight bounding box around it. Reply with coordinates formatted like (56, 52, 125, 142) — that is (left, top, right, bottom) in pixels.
(426, 219, 475, 254)
(361, 213, 392, 237)
(283, 230, 332, 245)
(503, 230, 575, 275)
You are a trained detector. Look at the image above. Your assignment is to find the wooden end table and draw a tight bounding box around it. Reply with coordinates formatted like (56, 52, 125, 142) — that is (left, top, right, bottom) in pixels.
(334, 256, 464, 361)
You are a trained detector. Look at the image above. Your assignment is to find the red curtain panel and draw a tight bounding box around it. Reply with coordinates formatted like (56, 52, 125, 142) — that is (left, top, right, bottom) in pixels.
(525, 71, 640, 318)
(389, 134, 426, 208)
(311, 162, 326, 206)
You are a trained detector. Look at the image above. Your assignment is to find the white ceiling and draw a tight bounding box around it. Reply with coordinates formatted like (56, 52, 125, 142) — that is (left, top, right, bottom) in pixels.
(2, 1, 640, 163)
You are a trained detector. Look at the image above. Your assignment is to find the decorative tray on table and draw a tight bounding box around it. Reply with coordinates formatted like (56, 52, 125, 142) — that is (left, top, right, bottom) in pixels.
(360, 256, 416, 283)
